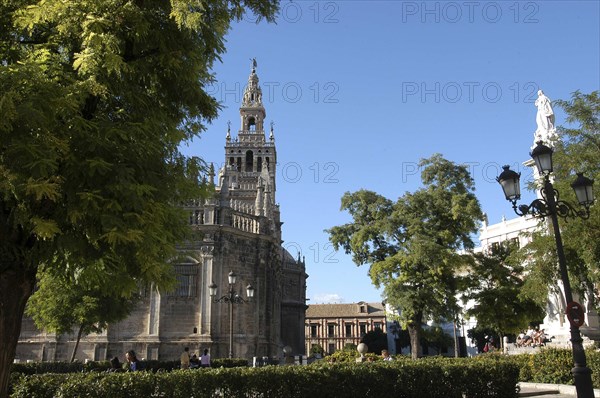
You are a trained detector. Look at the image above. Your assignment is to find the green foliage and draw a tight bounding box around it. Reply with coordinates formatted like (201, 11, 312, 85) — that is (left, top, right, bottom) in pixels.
(25, 268, 137, 359)
(420, 326, 453, 354)
(10, 358, 520, 398)
(9, 358, 247, 378)
(510, 347, 600, 387)
(517, 91, 600, 310)
(360, 328, 388, 355)
(467, 326, 499, 353)
(310, 344, 324, 355)
(343, 343, 357, 352)
(12, 349, 600, 396)
(0, 0, 278, 395)
(212, 358, 251, 368)
(463, 247, 545, 338)
(501, 353, 534, 382)
(11, 361, 88, 375)
(325, 349, 370, 363)
(501, 348, 600, 387)
(395, 327, 412, 349)
(327, 154, 483, 358)
(552, 92, 600, 299)
(528, 348, 574, 385)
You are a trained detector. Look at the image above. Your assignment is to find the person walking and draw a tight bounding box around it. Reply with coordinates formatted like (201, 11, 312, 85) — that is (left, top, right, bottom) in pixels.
(180, 347, 191, 369)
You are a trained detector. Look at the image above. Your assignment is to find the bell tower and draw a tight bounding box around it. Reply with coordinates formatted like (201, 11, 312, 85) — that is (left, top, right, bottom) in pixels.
(240, 59, 266, 132)
(221, 60, 278, 236)
(15, 60, 308, 362)
(225, 59, 276, 177)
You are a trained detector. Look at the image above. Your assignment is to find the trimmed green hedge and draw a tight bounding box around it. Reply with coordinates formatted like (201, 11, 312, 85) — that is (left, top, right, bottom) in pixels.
(10, 358, 249, 375)
(10, 358, 519, 398)
(11, 347, 600, 397)
(507, 347, 600, 387)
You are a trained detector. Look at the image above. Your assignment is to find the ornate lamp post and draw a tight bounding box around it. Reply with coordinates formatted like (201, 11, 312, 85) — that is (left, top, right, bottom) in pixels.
(497, 141, 595, 398)
(209, 271, 255, 359)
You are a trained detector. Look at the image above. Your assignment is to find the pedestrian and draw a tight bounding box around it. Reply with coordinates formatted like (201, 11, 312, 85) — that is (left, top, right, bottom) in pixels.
(200, 348, 211, 368)
(108, 356, 123, 372)
(381, 349, 393, 361)
(180, 347, 190, 369)
(125, 350, 139, 371)
(483, 337, 495, 353)
(190, 354, 200, 369)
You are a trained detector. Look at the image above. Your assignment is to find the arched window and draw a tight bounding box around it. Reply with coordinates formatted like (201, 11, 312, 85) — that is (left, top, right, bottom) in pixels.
(248, 117, 256, 131)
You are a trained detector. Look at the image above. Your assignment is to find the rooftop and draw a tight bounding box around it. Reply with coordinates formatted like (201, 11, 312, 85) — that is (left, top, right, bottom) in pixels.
(306, 302, 386, 318)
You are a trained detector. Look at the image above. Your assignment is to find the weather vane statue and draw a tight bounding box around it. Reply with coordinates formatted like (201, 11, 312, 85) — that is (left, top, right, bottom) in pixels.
(534, 89, 557, 146)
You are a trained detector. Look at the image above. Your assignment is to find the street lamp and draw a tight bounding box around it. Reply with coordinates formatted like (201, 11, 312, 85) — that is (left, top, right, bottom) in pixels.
(497, 141, 595, 398)
(209, 271, 255, 359)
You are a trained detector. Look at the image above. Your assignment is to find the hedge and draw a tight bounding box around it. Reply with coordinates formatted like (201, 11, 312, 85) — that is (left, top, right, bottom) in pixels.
(10, 358, 519, 398)
(508, 347, 600, 387)
(10, 358, 249, 375)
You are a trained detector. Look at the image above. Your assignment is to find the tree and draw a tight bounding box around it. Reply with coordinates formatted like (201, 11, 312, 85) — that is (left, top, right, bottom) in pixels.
(360, 328, 387, 355)
(0, 1, 278, 395)
(462, 245, 545, 349)
(328, 154, 483, 359)
(466, 326, 499, 353)
(516, 91, 600, 316)
(310, 344, 324, 357)
(25, 267, 138, 362)
(420, 326, 453, 355)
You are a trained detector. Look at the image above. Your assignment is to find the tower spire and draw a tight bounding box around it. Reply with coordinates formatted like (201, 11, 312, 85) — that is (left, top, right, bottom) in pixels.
(242, 59, 263, 108)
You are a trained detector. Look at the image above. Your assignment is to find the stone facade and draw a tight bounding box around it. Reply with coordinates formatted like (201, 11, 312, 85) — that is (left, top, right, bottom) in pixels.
(16, 64, 307, 363)
(305, 302, 387, 355)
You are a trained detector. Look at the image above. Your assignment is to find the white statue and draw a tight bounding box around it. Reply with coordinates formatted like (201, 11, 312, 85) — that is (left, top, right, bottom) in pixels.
(534, 90, 556, 144)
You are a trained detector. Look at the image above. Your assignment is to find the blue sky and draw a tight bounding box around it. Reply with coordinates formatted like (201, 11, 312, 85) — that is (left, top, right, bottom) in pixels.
(180, 1, 600, 305)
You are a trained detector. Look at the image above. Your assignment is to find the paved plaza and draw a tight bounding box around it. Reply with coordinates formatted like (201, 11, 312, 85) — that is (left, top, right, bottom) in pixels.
(519, 382, 600, 397)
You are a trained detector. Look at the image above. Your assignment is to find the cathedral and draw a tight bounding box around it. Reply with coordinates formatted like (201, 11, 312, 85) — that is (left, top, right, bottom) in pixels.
(16, 64, 308, 362)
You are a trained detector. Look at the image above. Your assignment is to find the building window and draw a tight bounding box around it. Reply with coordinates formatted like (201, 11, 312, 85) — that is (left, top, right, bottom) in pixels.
(374, 322, 382, 330)
(345, 324, 352, 337)
(245, 150, 254, 172)
(328, 324, 335, 337)
(169, 265, 197, 297)
(359, 305, 366, 313)
(360, 324, 366, 337)
(311, 325, 317, 338)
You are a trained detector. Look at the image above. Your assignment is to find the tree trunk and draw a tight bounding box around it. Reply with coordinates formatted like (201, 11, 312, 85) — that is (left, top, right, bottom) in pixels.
(0, 266, 36, 398)
(453, 320, 459, 358)
(407, 320, 422, 360)
(70, 324, 85, 363)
